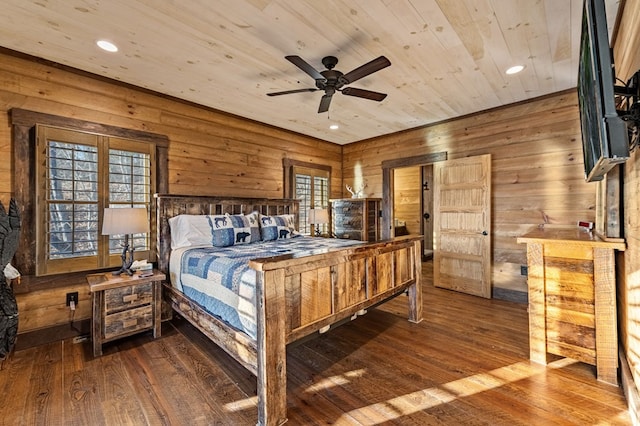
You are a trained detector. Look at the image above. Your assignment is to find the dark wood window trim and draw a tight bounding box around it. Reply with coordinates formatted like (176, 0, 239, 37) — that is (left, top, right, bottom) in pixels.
(283, 159, 332, 235)
(282, 159, 332, 198)
(11, 108, 169, 292)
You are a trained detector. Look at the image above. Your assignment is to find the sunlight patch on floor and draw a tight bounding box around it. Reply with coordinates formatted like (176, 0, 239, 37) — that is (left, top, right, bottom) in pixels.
(222, 370, 367, 413)
(338, 359, 579, 423)
(221, 357, 627, 424)
(305, 369, 367, 392)
(224, 396, 258, 412)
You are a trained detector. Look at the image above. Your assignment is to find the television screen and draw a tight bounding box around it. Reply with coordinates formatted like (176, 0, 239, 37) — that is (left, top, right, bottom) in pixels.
(577, 0, 629, 182)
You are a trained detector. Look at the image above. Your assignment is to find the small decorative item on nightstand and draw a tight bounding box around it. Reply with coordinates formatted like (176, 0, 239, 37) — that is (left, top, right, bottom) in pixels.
(87, 269, 165, 357)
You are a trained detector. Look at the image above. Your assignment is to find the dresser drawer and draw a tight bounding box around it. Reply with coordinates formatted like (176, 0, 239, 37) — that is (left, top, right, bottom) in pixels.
(334, 215, 362, 228)
(333, 201, 363, 215)
(334, 230, 365, 240)
(104, 305, 153, 340)
(105, 282, 153, 314)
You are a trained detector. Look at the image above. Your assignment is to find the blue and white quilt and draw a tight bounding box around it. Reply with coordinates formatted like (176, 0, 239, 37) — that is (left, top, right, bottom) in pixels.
(169, 236, 364, 340)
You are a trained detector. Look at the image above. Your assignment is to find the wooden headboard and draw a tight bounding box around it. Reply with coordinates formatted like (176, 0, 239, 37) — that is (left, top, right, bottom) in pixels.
(154, 194, 299, 275)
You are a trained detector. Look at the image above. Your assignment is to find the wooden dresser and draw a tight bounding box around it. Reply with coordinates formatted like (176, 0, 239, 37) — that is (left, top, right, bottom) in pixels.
(517, 228, 625, 385)
(331, 198, 381, 242)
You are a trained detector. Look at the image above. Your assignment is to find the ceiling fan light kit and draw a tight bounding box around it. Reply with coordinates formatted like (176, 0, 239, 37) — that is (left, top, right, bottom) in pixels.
(267, 55, 391, 113)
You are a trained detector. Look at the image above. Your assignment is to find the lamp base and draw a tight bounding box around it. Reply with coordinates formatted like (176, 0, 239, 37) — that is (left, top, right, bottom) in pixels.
(112, 266, 134, 276)
(113, 237, 135, 276)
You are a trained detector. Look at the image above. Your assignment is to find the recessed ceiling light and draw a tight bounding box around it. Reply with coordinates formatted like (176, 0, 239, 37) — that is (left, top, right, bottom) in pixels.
(506, 65, 525, 75)
(97, 40, 118, 52)
(329, 124, 339, 130)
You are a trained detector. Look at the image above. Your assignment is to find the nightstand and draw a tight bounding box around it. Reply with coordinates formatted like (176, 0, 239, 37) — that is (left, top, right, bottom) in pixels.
(86, 270, 165, 357)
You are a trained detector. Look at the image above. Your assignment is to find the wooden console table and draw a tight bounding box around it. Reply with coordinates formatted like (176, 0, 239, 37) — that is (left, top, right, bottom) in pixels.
(517, 228, 625, 385)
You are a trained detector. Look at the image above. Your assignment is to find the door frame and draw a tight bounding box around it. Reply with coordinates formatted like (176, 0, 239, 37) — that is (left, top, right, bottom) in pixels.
(381, 152, 447, 239)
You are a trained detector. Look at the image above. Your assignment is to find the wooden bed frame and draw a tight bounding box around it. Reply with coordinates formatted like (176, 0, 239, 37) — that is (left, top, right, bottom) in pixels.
(155, 194, 423, 426)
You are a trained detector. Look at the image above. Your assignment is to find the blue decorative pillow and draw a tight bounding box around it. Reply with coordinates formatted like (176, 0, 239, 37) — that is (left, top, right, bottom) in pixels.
(260, 214, 297, 241)
(208, 212, 261, 247)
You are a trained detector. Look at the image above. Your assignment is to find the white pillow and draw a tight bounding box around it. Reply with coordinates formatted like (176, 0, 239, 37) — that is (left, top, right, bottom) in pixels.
(168, 215, 213, 249)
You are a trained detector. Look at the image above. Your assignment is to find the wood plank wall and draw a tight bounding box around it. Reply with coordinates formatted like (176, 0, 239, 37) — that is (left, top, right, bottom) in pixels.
(343, 90, 593, 297)
(393, 166, 421, 235)
(0, 50, 343, 333)
(612, 2, 640, 422)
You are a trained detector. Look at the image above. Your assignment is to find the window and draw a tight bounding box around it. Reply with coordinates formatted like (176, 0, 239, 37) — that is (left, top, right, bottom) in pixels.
(35, 125, 155, 275)
(284, 160, 331, 235)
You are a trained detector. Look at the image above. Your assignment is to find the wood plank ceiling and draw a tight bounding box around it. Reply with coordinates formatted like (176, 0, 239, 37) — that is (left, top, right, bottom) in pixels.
(0, 0, 622, 144)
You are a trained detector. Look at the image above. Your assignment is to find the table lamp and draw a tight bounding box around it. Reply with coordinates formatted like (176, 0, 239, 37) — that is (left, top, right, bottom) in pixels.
(102, 207, 149, 276)
(308, 208, 329, 237)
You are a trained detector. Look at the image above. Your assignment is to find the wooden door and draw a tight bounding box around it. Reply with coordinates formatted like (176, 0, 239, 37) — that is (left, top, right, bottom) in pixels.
(433, 154, 491, 298)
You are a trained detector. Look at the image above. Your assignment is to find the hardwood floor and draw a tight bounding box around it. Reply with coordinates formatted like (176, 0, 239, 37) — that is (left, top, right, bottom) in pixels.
(0, 263, 631, 425)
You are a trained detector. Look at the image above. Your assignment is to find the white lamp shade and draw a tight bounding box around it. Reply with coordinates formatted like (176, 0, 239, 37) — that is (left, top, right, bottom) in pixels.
(308, 208, 329, 225)
(102, 207, 149, 235)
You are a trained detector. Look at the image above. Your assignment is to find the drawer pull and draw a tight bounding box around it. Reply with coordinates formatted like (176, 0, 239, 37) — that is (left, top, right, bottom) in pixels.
(122, 318, 138, 329)
(123, 294, 139, 303)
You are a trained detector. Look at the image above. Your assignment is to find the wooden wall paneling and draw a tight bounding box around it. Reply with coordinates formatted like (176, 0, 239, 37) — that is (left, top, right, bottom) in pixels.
(613, 0, 640, 414)
(344, 90, 586, 298)
(0, 51, 343, 334)
(393, 167, 421, 235)
(16, 282, 91, 331)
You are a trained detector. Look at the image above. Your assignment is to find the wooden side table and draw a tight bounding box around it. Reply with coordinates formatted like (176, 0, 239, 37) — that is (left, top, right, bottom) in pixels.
(87, 270, 165, 357)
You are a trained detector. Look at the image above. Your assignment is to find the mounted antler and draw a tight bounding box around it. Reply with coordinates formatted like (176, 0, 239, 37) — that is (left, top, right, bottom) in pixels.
(346, 182, 368, 198)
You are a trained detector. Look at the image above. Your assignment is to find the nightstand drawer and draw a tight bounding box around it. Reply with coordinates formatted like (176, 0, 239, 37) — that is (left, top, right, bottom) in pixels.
(104, 305, 153, 340)
(105, 282, 153, 314)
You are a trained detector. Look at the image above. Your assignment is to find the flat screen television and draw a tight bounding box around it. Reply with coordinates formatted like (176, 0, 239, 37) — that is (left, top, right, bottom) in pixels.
(578, 0, 629, 182)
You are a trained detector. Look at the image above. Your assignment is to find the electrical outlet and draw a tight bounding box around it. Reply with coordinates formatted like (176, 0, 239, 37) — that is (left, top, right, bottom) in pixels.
(66, 291, 79, 307)
(520, 266, 528, 276)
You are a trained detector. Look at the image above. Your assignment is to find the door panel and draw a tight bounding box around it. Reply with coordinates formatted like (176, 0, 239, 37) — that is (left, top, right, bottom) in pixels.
(433, 154, 491, 298)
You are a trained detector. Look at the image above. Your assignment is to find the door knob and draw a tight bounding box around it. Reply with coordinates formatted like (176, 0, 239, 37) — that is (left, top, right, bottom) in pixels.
(423, 213, 430, 220)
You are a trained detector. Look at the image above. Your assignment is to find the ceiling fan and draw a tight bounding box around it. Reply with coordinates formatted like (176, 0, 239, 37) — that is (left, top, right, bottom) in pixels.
(267, 55, 391, 113)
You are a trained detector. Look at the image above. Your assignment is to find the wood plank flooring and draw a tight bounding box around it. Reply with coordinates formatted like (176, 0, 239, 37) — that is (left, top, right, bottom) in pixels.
(0, 263, 631, 425)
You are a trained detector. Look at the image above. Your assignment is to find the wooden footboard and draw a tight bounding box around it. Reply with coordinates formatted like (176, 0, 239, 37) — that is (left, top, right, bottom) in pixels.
(155, 194, 422, 426)
(250, 235, 422, 425)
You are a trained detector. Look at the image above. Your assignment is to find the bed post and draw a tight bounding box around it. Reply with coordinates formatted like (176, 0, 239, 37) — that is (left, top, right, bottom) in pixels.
(255, 268, 288, 426)
(408, 238, 423, 323)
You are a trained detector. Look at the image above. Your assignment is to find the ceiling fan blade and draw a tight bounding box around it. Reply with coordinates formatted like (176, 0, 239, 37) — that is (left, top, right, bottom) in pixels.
(318, 94, 333, 113)
(285, 55, 325, 81)
(339, 56, 391, 85)
(267, 88, 318, 96)
(341, 87, 387, 101)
